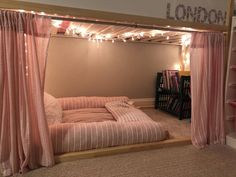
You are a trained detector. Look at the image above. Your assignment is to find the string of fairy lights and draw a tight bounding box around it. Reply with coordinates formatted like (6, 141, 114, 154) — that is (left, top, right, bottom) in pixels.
(16, 10, 191, 46)
(16, 9, 192, 71)
(52, 20, 172, 43)
(181, 34, 191, 71)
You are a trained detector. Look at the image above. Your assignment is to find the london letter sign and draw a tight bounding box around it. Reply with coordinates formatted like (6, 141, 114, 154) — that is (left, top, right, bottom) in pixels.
(166, 3, 226, 25)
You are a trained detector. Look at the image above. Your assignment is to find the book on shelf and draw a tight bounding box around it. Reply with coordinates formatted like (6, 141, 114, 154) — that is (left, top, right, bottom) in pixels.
(162, 70, 180, 91)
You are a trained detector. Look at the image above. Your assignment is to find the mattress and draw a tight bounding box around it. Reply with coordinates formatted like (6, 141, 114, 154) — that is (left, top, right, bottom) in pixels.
(50, 97, 168, 154)
(50, 121, 167, 154)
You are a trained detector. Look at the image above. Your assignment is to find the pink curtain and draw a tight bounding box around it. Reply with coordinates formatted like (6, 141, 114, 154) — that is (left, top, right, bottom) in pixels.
(190, 32, 225, 148)
(0, 11, 54, 176)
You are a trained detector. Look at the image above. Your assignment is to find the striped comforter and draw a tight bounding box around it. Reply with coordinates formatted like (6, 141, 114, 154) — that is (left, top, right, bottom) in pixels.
(50, 97, 168, 154)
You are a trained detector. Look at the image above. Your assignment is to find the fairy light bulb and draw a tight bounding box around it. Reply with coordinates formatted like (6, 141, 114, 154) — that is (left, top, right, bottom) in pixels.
(105, 34, 112, 39)
(79, 27, 87, 34)
(123, 32, 133, 37)
(81, 32, 86, 37)
(112, 40, 115, 43)
(140, 32, 144, 37)
(166, 36, 170, 40)
(19, 9, 25, 13)
(174, 64, 181, 71)
(40, 12, 46, 15)
(52, 20, 63, 28)
(181, 34, 191, 46)
(123, 39, 127, 43)
(185, 58, 190, 65)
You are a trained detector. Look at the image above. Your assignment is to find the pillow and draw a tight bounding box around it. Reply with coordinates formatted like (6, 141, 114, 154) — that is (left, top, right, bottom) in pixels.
(44, 92, 62, 126)
(125, 100, 135, 106)
(57, 96, 130, 110)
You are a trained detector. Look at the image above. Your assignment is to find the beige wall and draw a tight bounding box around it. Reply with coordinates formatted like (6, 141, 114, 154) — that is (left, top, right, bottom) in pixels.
(45, 37, 181, 98)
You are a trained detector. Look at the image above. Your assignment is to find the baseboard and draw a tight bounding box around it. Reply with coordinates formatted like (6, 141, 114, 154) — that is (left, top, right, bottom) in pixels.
(131, 98, 155, 108)
(226, 132, 236, 149)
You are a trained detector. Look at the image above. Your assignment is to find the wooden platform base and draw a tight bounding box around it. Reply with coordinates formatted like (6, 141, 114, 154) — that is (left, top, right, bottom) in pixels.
(55, 137, 191, 163)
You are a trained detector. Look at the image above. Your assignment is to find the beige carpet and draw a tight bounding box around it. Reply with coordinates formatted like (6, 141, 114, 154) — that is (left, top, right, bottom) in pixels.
(21, 145, 236, 177)
(142, 108, 191, 138)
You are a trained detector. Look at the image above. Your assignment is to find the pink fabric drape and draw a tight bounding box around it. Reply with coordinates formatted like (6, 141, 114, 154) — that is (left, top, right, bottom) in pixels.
(190, 32, 225, 148)
(0, 11, 54, 176)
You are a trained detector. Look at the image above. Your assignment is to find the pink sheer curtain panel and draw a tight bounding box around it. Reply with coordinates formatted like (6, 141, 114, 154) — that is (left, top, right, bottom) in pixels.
(0, 11, 54, 176)
(190, 32, 225, 148)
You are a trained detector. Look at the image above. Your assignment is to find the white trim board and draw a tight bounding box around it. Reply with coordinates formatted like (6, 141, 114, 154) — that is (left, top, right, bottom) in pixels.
(131, 98, 155, 108)
(226, 132, 236, 149)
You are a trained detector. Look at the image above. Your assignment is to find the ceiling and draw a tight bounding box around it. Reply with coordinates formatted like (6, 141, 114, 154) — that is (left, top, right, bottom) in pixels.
(51, 20, 191, 46)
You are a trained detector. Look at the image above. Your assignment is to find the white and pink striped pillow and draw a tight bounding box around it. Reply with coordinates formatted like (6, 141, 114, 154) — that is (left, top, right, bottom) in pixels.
(44, 93, 63, 126)
(57, 96, 129, 110)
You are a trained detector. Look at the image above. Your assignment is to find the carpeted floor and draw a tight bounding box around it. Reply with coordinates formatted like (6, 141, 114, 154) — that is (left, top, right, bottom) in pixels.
(21, 145, 236, 177)
(143, 108, 191, 138)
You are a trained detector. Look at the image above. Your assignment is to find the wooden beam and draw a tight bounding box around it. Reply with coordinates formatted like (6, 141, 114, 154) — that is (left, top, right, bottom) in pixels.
(54, 138, 191, 163)
(226, 0, 234, 51)
(0, 0, 228, 32)
(152, 33, 179, 43)
(225, 0, 234, 87)
(226, 0, 235, 26)
(109, 27, 129, 36)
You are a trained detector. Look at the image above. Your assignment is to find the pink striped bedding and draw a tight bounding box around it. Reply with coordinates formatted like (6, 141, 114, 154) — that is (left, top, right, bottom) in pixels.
(105, 101, 152, 122)
(50, 97, 168, 154)
(62, 108, 115, 123)
(50, 121, 168, 154)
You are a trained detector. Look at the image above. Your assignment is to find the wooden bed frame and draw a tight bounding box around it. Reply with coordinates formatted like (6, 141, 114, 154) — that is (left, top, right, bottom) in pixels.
(55, 137, 191, 163)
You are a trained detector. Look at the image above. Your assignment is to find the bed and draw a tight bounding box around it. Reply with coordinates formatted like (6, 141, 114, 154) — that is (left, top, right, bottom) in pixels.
(45, 95, 168, 155)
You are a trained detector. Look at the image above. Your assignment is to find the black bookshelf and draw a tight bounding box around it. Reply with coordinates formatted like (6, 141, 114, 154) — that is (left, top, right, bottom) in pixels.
(155, 72, 191, 120)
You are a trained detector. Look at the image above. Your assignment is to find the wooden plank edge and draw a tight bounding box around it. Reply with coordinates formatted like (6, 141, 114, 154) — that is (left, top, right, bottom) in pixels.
(54, 137, 191, 163)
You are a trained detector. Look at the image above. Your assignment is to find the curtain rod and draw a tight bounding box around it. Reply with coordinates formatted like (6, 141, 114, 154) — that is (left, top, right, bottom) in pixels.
(50, 16, 200, 33)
